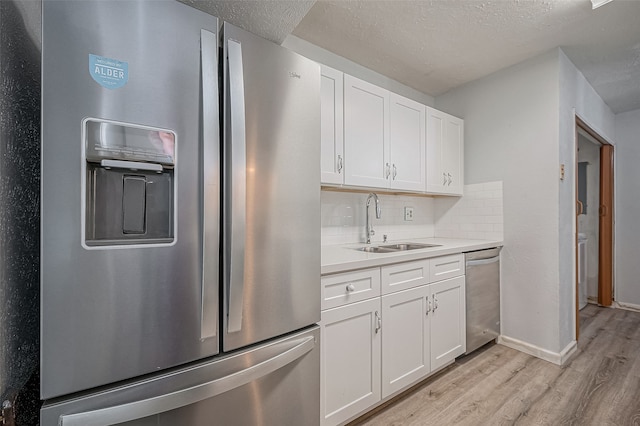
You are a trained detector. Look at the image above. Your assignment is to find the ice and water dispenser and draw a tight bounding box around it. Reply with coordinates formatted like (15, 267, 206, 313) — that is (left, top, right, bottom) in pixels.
(84, 119, 175, 246)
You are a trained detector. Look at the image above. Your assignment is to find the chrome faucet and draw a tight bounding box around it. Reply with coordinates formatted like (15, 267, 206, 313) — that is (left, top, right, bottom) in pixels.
(365, 193, 382, 244)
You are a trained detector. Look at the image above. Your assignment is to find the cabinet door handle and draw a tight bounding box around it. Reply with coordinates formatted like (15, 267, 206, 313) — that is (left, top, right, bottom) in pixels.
(426, 296, 431, 315)
(447, 173, 452, 185)
(432, 295, 438, 312)
(392, 164, 397, 180)
(443, 172, 447, 185)
(337, 155, 343, 173)
(375, 311, 381, 333)
(346, 283, 355, 292)
(385, 163, 391, 179)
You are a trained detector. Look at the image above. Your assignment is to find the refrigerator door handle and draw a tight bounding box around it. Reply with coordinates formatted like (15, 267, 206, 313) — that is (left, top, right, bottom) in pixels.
(226, 38, 247, 333)
(200, 29, 220, 341)
(58, 336, 315, 426)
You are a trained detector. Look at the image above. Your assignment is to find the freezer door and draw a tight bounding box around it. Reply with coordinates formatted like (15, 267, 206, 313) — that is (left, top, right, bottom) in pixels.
(40, 327, 320, 426)
(222, 23, 321, 351)
(41, 0, 220, 398)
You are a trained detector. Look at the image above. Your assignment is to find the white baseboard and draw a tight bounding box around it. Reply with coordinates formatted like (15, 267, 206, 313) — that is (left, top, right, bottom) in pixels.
(614, 301, 640, 312)
(497, 335, 577, 366)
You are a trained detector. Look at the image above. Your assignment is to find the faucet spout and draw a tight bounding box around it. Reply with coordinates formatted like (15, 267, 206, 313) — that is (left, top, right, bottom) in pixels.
(365, 193, 381, 244)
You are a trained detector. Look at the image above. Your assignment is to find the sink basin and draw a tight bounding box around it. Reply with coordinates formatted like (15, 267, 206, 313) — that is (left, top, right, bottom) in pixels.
(379, 243, 441, 251)
(354, 242, 441, 253)
(356, 246, 397, 253)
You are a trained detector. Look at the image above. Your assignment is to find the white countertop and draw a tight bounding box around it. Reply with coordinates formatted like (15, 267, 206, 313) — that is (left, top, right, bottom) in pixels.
(322, 237, 503, 275)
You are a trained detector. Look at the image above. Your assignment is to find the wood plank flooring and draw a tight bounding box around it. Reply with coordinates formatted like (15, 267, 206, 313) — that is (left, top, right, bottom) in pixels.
(351, 304, 640, 426)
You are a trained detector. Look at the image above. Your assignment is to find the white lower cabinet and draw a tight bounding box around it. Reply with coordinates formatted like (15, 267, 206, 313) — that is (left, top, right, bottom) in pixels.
(430, 276, 466, 371)
(321, 298, 381, 426)
(381, 286, 430, 397)
(321, 255, 466, 426)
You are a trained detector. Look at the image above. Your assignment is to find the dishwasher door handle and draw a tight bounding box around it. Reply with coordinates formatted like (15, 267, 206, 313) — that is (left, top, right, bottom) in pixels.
(466, 256, 500, 267)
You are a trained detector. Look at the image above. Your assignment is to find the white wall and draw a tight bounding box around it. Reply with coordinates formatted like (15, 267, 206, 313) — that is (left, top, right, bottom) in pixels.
(615, 108, 640, 307)
(282, 35, 435, 107)
(435, 50, 563, 354)
(558, 51, 615, 346)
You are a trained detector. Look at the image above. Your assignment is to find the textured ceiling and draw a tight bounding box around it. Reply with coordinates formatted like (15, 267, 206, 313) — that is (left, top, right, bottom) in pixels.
(179, 0, 315, 43)
(292, 0, 640, 114)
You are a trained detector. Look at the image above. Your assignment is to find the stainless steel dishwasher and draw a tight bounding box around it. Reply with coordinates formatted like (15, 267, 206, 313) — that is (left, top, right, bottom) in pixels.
(464, 247, 501, 354)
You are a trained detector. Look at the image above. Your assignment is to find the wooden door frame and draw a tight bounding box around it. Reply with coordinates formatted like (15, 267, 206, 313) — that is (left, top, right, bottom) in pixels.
(575, 116, 614, 339)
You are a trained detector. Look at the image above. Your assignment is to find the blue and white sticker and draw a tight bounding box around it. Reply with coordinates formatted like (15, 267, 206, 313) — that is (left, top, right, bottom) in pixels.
(89, 54, 128, 89)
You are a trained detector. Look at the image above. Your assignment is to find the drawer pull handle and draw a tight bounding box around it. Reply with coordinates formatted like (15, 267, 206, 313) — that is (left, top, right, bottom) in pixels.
(346, 283, 355, 292)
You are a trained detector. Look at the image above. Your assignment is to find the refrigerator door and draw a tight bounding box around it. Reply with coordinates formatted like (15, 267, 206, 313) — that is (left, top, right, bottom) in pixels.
(222, 24, 321, 351)
(41, 0, 220, 398)
(40, 327, 320, 426)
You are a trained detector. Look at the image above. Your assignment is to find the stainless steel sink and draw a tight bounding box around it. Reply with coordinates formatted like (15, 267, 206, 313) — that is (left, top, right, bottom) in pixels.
(355, 242, 441, 253)
(379, 243, 441, 251)
(356, 246, 397, 253)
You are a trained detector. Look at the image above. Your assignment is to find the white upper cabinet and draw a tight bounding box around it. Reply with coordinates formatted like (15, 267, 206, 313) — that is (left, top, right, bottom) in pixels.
(344, 75, 390, 188)
(426, 107, 464, 195)
(320, 66, 345, 185)
(323, 69, 462, 196)
(389, 94, 426, 191)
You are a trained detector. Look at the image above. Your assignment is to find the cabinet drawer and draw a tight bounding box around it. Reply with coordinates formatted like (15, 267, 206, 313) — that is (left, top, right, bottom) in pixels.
(321, 268, 381, 310)
(429, 254, 465, 282)
(381, 259, 430, 294)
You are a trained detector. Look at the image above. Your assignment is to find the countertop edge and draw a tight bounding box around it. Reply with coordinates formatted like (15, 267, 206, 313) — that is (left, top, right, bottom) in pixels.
(321, 238, 503, 275)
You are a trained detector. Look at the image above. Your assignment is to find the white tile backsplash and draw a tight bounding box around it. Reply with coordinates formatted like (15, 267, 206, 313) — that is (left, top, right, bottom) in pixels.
(321, 190, 435, 245)
(321, 181, 504, 245)
(434, 181, 504, 240)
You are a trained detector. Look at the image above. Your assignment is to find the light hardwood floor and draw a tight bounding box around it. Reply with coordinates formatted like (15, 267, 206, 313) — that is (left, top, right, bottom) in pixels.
(351, 304, 640, 426)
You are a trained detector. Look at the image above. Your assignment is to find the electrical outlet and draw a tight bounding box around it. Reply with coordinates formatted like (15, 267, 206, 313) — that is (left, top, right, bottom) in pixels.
(404, 207, 414, 221)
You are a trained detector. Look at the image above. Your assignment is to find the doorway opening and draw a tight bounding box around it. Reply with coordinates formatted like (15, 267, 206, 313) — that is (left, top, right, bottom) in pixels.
(575, 116, 614, 340)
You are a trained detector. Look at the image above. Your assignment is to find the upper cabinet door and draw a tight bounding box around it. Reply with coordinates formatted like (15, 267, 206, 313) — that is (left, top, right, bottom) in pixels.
(426, 107, 464, 196)
(320, 66, 344, 185)
(444, 116, 464, 195)
(426, 107, 446, 193)
(344, 75, 390, 188)
(389, 94, 426, 191)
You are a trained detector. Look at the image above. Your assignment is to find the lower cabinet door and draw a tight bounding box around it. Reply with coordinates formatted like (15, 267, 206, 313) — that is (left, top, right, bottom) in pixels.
(381, 285, 430, 398)
(430, 275, 466, 371)
(321, 298, 382, 426)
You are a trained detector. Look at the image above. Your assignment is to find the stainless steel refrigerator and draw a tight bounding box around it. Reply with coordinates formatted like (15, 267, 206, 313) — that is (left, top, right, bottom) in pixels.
(40, 1, 320, 424)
